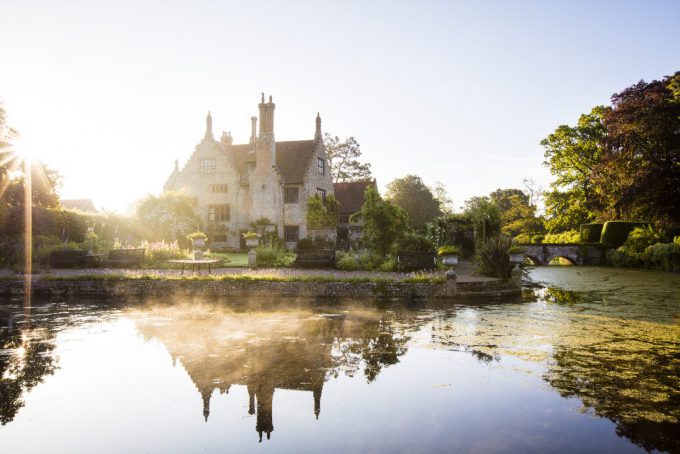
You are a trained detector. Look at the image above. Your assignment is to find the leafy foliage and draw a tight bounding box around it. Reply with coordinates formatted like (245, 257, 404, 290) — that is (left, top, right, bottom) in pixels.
(254, 245, 295, 267)
(593, 72, 680, 226)
(392, 232, 433, 253)
(352, 185, 410, 257)
(463, 196, 501, 241)
(135, 192, 199, 247)
(385, 175, 441, 229)
(541, 106, 606, 230)
(323, 133, 373, 183)
(474, 235, 514, 279)
(306, 194, 339, 229)
(620, 226, 665, 254)
(542, 230, 580, 244)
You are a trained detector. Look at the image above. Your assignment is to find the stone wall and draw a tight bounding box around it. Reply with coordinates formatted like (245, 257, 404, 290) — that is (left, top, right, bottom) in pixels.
(0, 278, 521, 300)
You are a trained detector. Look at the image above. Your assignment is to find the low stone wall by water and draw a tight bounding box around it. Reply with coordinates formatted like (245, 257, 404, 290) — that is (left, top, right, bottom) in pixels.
(0, 277, 521, 300)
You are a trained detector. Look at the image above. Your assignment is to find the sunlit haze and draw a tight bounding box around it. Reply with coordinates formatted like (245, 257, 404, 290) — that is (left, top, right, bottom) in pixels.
(1, 0, 678, 213)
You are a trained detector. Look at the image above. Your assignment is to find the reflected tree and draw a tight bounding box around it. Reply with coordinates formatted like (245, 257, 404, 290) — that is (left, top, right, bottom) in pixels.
(0, 311, 58, 425)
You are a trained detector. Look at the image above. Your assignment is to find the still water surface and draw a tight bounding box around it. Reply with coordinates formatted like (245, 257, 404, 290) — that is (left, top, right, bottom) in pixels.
(1, 267, 679, 453)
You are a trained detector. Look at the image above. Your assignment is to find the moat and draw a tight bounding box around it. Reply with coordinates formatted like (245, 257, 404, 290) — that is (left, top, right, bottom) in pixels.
(1, 267, 678, 453)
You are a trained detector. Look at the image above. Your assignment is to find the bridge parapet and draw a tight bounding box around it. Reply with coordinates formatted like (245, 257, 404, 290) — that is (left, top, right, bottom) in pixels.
(518, 243, 605, 266)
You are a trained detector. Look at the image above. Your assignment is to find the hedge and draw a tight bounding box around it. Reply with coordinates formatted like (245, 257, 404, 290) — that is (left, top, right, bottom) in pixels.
(580, 223, 604, 243)
(600, 221, 650, 249)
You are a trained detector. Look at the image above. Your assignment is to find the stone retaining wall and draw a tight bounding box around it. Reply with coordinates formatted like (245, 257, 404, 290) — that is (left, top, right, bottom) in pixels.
(0, 278, 521, 300)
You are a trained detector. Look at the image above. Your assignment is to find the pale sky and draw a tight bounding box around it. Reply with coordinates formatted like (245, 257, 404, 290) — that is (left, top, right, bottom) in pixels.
(1, 0, 678, 213)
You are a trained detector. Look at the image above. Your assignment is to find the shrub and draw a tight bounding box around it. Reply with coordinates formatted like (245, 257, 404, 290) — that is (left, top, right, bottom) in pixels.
(474, 235, 513, 279)
(531, 234, 545, 243)
(606, 249, 642, 268)
(141, 240, 186, 263)
(542, 230, 580, 244)
(255, 245, 295, 267)
(297, 236, 335, 251)
(600, 221, 650, 249)
(392, 233, 433, 253)
(335, 250, 384, 271)
(620, 226, 664, 253)
(642, 242, 680, 271)
(580, 223, 604, 243)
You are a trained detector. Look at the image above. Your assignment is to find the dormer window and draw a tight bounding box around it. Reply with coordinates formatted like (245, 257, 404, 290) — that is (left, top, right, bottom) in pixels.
(317, 157, 325, 175)
(200, 159, 216, 174)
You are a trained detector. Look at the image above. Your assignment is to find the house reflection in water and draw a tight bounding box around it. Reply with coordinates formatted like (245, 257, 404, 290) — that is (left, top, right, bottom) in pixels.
(132, 303, 413, 442)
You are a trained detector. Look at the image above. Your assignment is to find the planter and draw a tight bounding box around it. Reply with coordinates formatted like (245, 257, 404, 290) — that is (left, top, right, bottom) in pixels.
(192, 239, 206, 248)
(245, 238, 259, 248)
(441, 254, 459, 266)
(509, 252, 525, 264)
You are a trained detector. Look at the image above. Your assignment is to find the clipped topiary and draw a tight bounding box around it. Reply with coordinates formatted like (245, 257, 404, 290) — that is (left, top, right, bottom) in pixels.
(580, 223, 604, 243)
(600, 221, 650, 249)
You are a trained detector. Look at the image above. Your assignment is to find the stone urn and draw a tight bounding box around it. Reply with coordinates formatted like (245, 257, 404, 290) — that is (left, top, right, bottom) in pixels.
(192, 238, 206, 249)
(245, 238, 259, 248)
(509, 252, 526, 264)
(441, 254, 459, 266)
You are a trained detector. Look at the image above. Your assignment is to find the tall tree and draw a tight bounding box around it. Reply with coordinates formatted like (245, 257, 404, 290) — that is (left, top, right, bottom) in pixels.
(462, 196, 501, 241)
(351, 185, 409, 256)
(541, 106, 607, 230)
(593, 72, 680, 225)
(134, 192, 199, 245)
(323, 133, 373, 183)
(385, 175, 441, 229)
(431, 181, 453, 214)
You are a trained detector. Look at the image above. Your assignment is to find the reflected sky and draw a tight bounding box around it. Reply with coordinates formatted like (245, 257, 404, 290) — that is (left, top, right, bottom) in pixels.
(1, 267, 679, 453)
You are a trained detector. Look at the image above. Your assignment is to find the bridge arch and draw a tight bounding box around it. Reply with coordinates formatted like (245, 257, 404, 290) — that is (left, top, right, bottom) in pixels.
(546, 254, 578, 265)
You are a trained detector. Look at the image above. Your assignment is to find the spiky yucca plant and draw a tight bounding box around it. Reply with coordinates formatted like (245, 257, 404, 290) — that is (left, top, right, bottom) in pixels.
(475, 235, 513, 279)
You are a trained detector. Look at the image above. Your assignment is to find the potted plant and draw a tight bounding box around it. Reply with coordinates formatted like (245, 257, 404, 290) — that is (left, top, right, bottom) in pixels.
(242, 231, 260, 248)
(437, 245, 461, 266)
(508, 244, 526, 264)
(187, 232, 208, 249)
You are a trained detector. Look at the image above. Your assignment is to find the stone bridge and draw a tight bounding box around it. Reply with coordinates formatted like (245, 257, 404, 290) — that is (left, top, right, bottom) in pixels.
(519, 243, 605, 266)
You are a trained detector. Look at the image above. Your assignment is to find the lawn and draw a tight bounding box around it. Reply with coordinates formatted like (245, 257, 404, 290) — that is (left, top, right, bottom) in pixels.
(206, 252, 249, 268)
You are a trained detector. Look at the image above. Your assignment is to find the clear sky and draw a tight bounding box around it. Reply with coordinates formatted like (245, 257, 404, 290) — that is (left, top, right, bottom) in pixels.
(1, 0, 678, 213)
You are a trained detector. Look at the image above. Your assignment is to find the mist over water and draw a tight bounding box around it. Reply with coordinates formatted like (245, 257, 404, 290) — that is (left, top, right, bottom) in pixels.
(1, 267, 678, 453)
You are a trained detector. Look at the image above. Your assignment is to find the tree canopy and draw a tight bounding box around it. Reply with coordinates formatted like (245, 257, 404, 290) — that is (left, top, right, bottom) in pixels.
(134, 191, 199, 245)
(593, 72, 680, 225)
(323, 133, 373, 183)
(541, 106, 606, 231)
(351, 185, 410, 256)
(385, 175, 441, 229)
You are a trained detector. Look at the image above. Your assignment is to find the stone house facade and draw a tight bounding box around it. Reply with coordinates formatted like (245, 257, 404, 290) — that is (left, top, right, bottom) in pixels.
(164, 95, 335, 250)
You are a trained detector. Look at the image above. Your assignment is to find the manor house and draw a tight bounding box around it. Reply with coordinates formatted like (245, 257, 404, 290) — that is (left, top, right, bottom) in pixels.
(164, 95, 334, 250)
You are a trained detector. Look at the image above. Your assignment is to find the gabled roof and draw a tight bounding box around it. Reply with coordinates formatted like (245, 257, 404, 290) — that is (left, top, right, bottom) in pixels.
(275, 140, 317, 183)
(61, 199, 97, 213)
(224, 143, 255, 174)
(333, 181, 375, 214)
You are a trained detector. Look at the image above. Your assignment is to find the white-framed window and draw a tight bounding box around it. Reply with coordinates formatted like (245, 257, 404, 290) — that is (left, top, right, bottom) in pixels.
(200, 159, 216, 174)
(210, 184, 228, 193)
(317, 157, 325, 175)
(316, 188, 326, 199)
